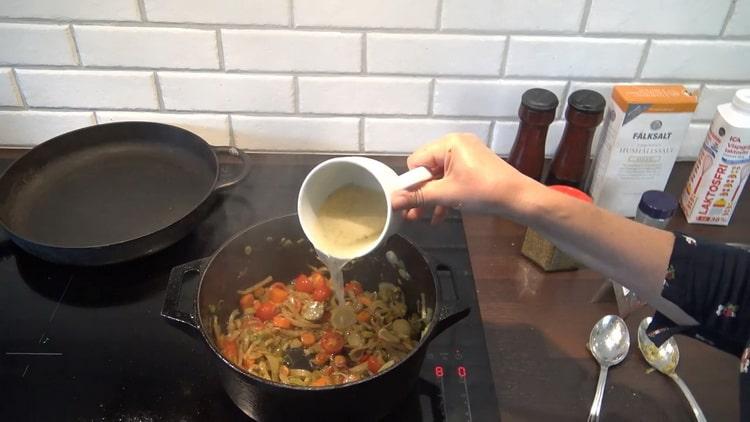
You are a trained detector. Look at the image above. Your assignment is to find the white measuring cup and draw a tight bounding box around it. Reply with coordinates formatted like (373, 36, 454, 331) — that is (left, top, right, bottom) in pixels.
(297, 157, 432, 260)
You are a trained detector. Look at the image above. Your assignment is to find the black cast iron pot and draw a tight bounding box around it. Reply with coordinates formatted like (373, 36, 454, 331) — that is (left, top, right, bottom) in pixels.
(162, 214, 469, 421)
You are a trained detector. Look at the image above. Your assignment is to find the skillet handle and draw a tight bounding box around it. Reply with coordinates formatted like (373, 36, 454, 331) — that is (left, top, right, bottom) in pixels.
(212, 146, 250, 192)
(161, 257, 210, 330)
(430, 263, 471, 340)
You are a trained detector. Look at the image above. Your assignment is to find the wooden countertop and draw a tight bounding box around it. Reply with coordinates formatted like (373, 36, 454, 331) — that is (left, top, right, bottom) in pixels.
(466, 162, 748, 421)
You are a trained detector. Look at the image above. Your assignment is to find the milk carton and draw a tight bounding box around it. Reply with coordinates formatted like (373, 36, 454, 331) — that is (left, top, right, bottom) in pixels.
(681, 89, 750, 226)
(589, 85, 697, 216)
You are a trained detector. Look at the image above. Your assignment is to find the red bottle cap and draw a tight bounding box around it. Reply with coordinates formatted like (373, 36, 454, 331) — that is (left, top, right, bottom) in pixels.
(549, 185, 593, 203)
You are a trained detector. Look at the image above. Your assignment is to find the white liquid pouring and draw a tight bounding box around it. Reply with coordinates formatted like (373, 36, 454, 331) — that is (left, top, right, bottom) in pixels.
(311, 184, 387, 324)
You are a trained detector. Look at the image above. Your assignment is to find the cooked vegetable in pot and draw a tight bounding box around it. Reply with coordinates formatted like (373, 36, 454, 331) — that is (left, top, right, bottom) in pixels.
(213, 270, 428, 387)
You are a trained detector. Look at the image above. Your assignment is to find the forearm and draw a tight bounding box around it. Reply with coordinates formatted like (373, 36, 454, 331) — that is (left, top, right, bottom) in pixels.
(508, 180, 697, 325)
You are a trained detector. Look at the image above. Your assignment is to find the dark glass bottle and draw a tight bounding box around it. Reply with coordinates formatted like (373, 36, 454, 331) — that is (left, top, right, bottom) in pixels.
(507, 88, 559, 180)
(545, 89, 605, 189)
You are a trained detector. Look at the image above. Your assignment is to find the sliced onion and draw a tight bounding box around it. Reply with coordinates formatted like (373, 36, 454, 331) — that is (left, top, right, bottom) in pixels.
(392, 319, 411, 338)
(377, 327, 400, 343)
(330, 305, 357, 329)
(346, 332, 363, 347)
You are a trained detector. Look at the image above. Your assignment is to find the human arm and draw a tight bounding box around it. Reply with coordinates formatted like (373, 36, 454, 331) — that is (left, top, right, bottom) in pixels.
(391, 133, 698, 325)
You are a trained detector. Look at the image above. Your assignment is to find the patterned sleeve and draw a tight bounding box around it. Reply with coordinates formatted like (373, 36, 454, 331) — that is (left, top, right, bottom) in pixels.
(646, 233, 750, 356)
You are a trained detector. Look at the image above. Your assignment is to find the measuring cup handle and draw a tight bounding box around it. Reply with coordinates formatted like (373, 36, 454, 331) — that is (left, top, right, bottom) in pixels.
(394, 167, 432, 191)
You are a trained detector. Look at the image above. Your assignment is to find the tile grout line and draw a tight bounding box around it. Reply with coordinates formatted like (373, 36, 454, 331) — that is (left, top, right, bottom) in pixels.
(427, 78, 436, 116)
(5, 66, 742, 85)
(361, 33, 367, 74)
(1, 17, 748, 39)
(10, 68, 28, 109)
(153, 71, 165, 110)
(358, 117, 365, 152)
(68, 25, 83, 66)
(498, 36, 511, 76)
(558, 80, 572, 119)
(216, 29, 226, 70)
(227, 114, 237, 147)
(293, 75, 300, 113)
(435, 0, 444, 30)
(634, 39, 652, 80)
(720, 0, 738, 36)
(488, 120, 497, 149)
(0, 106, 718, 124)
(579, 0, 594, 33)
(288, 0, 295, 28)
(136, 0, 148, 22)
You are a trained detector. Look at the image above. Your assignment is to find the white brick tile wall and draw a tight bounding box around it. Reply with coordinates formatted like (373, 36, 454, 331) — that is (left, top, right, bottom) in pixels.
(506, 37, 646, 78)
(586, 0, 731, 35)
(158, 73, 294, 112)
(294, 0, 438, 29)
(299, 77, 430, 115)
(442, 0, 586, 32)
(725, 0, 750, 36)
(0, 0, 140, 21)
(695, 85, 750, 120)
(365, 119, 491, 152)
(0, 69, 21, 107)
(367, 34, 506, 76)
(0, 111, 95, 145)
(222, 30, 360, 72)
(96, 111, 231, 145)
(491, 120, 565, 156)
(434, 80, 566, 117)
(16, 70, 158, 109)
(75, 26, 218, 69)
(0, 24, 77, 66)
(642, 41, 750, 81)
(678, 123, 710, 160)
(0, 0, 748, 158)
(144, 0, 289, 25)
(233, 116, 359, 151)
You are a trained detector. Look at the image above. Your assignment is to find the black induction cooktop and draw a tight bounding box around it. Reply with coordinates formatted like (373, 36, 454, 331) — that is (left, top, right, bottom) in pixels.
(0, 153, 499, 421)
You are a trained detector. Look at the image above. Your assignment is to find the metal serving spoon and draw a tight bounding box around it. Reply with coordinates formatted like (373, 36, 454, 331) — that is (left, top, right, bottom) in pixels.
(587, 315, 631, 422)
(637, 317, 706, 422)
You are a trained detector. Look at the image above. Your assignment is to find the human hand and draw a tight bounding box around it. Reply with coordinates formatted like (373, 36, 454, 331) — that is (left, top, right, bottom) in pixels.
(392, 133, 538, 224)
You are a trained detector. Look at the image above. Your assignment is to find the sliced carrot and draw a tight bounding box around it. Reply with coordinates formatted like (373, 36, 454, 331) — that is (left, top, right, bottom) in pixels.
(357, 295, 372, 307)
(311, 376, 331, 387)
(333, 355, 347, 369)
(300, 332, 316, 347)
(344, 280, 363, 295)
(239, 294, 254, 310)
(310, 272, 327, 289)
(242, 356, 256, 370)
(221, 339, 238, 363)
(356, 310, 371, 323)
(313, 351, 329, 366)
(272, 315, 291, 329)
(367, 355, 383, 373)
(269, 286, 289, 303)
(270, 282, 287, 291)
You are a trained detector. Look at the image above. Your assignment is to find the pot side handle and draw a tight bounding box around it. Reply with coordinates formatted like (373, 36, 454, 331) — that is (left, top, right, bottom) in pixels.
(212, 146, 251, 192)
(161, 257, 210, 330)
(429, 264, 471, 340)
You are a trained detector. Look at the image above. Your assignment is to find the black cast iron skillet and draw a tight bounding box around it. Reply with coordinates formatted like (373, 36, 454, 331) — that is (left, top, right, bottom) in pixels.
(162, 214, 470, 421)
(0, 122, 249, 265)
